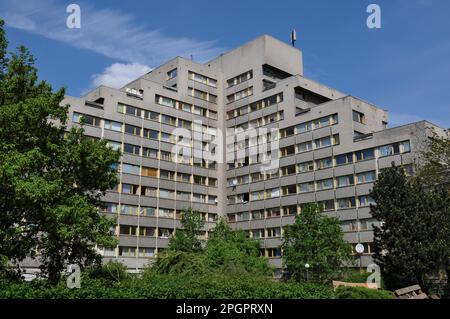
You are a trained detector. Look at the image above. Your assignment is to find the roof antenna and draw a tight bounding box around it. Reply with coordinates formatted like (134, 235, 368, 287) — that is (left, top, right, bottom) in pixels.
(190, 54, 194, 61)
(290, 29, 297, 47)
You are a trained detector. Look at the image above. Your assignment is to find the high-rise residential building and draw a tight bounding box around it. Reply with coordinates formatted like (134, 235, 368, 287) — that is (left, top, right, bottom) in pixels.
(61, 35, 446, 272)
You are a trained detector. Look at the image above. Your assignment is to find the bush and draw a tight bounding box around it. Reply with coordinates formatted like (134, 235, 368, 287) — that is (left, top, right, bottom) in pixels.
(0, 272, 335, 299)
(335, 286, 394, 299)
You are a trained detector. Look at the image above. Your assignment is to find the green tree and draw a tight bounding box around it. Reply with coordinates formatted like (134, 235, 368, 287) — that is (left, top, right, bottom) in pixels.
(418, 133, 450, 190)
(0, 20, 120, 283)
(168, 208, 205, 252)
(153, 216, 272, 277)
(282, 203, 352, 283)
(370, 164, 450, 292)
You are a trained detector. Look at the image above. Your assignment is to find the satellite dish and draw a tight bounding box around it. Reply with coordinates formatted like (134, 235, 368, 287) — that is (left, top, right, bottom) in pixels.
(355, 243, 365, 254)
(232, 179, 238, 186)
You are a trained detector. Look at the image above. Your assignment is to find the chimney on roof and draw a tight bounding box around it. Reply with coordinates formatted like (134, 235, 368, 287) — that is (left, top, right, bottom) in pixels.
(290, 29, 297, 47)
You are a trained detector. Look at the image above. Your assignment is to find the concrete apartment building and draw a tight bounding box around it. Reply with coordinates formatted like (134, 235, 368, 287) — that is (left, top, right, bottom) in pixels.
(63, 35, 445, 272)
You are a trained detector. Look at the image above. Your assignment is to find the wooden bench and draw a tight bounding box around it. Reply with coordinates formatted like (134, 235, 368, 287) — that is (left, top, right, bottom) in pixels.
(395, 285, 428, 299)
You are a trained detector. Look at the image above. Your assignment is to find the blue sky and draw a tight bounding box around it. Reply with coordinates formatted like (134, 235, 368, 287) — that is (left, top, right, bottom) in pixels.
(1, 0, 449, 128)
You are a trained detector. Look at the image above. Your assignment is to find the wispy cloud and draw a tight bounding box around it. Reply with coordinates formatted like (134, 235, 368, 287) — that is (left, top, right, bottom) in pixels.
(0, 0, 223, 66)
(92, 63, 152, 89)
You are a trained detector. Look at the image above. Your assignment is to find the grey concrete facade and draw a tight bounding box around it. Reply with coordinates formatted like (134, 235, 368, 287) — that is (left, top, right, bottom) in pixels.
(60, 35, 446, 271)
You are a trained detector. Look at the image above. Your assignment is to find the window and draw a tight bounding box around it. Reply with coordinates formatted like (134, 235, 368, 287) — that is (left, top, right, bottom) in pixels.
(160, 132, 173, 143)
(267, 188, 280, 199)
(123, 143, 140, 155)
(104, 120, 122, 132)
(144, 129, 159, 140)
(283, 205, 297, 215)
(298, 141, 313, 153)
(251, 210, 264, 220)
(250, 191, 264, 201)
(281, 165, 296, 176)
(355, 148, 375, 161)
(358, 195, 375, 207)
(208, 195, 217, 205)
(143, 147, 158, 158)
(120, 205, 138, 216)
(140, 186, 156, 197)
(119, 246, 135, 257)
(159, 189, 174, 199)
(103, 203, 117, 213)
(158, 228, 173, 238)
(357, 171, 376, 184)
(338, 197, 356, 209)
(138, 248, 154, 257)
(72, 112, 82, 123)
(227, 87, 253, 103)
(400, 141, 411, 153)
(158, 208, 174, 218)
(119, 225, 137, 236)
(122, 163, 140, 175)
(189, 71, 217, 88)
(160, 170, 175, 180)
(177, 191, 191, 201)
(317, 179, 333, 190)
(281, 126, 295, 138)
(314, 136, 332, 149)
(298, 161, 314, 173)
(121, 183, 139, 195)
(280, 145, 296, 157)
(227, 70, 253, 88)
(142, 166, 158, 177)
(266, 227, 281, 238)
(160, 151, 172, 161)
(337, 175, 355, 187)
(118, 103, 142, 117)
(161, 115, 176, 126)
(167, 68, 177, 80)
(320, 199, 335, 211)
(282, 185, 297, 196)
(297, 122, 312, 133)
(299, 182, 314, 193)
(140, 206, 156, 216)
(335, 153, 353, 166)
(192, 193, 206, 203)
(379, 145, 394, 157)
(316, 157, 333, 170)
(352, 110, 365, 124)
(177, 173, 191, 183)
(252, 229, 264, 239)
(125, 124, 141, 136)
(267, 248, 282, 258)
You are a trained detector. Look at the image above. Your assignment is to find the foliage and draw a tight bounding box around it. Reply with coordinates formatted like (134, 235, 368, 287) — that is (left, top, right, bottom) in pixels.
(168, 208, 205, 252)
(418, 133, 450, 190)
(370, 164, 450, 292)
(334, 286, 394, 299)
(0, 274, 334, 299)
(0, 19, 120, 282)
(86, 261, 130, 284)
(282, 203, 353, 283)
(153, 217, 273, 277)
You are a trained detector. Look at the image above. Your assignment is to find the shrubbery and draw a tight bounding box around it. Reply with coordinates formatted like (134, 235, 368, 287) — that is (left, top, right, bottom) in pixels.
(334, 286, 394, 299)
(0, 271, 334, 299)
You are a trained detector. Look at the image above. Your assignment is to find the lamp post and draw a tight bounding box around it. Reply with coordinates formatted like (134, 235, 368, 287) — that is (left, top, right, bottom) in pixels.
(355, 243, 365, 273)
(305, 263, 310, 282)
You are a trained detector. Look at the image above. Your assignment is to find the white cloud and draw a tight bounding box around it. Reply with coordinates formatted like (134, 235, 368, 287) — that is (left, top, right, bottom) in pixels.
(0, 0, 223, 66)
(92, 63, 152, 89)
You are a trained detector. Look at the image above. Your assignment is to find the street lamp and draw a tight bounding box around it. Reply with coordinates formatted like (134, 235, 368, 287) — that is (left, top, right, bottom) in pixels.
(305, 263, 310, 281)
(355, 243, 365, 273)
